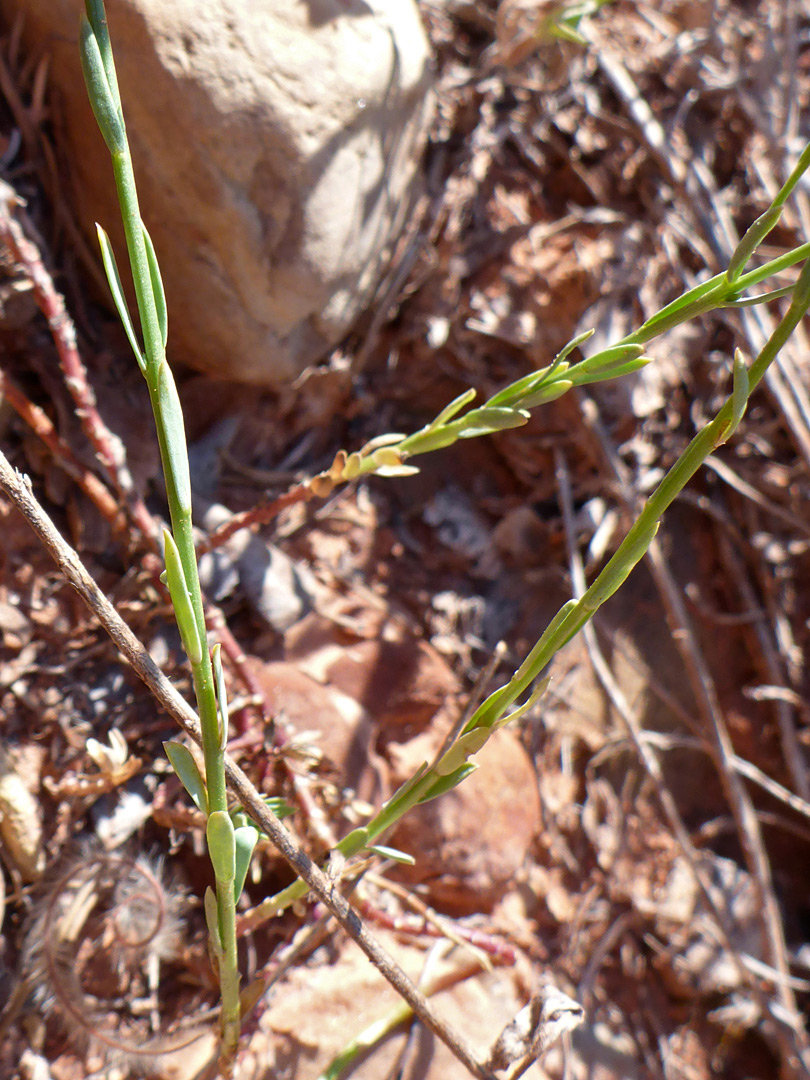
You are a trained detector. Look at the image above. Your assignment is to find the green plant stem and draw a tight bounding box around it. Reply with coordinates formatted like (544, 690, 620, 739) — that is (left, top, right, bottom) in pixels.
(84, 2, 810, 1059)
(108, 141, 227, 818)
(245, 258, 810, 932)
(82, 3, 239, 1063)
(110, 154, 163, 384)
(217, 887, 240, 1062)
(345, 242, 810, 484)
(470, 258, 810, 724)
(318, 999, 414, 1080)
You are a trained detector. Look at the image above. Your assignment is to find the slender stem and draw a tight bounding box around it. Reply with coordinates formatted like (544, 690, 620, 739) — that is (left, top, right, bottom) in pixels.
(108, 124, 227, 818)
(217, 877, 240, 1064)
(0, 454, 492, 1080)
(250, 259, 810, 929)
(82, 3, 239, 1062)
(468, 257, 810, 728)
(110, 152, 164, 386)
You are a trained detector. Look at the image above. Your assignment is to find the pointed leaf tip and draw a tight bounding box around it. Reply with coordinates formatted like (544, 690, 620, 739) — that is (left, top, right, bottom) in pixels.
(142, 222, 168, 347)
(95, 224, 145, 371)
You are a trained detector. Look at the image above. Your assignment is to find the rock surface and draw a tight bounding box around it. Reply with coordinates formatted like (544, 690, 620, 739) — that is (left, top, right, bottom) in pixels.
(5, 0, 433, 385)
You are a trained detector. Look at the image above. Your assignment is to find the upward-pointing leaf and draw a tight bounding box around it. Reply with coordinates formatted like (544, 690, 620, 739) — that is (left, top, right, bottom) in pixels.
(96, 223, 145, 372)
(233, 825, 259, 903)
(142, 222, 168, 347)
(162, 528, 203, 665)
(79, 15, 124, 155)
(207, 811, 236, 884)
(163, 740, 208, 814)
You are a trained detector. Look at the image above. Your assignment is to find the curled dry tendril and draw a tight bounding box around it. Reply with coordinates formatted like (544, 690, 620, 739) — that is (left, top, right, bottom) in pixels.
(23, 848, 210, 1069)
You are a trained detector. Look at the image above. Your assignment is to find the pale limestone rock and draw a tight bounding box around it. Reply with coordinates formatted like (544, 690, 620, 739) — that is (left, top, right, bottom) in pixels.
(5, 0, 433, 384)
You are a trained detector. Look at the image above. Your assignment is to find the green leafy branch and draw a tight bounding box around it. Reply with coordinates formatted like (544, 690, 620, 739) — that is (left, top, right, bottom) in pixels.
(244, 147, 810, 929)
(307, 152, 810, 495)
(79, 0, 810, 1068)
(80, 1, 252, 1070)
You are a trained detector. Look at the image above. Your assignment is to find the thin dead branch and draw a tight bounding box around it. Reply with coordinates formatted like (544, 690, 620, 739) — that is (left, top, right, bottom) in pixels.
(0, 451, 495, 1080)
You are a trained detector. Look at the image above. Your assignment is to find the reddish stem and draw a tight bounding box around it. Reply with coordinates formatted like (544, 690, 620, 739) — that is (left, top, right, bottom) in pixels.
(196, 482, 315, 556)
(0, 181, 156, 541)
(0, 369, 125, 532)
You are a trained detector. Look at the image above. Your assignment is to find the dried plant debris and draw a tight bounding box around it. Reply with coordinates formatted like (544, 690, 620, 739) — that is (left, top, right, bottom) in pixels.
(646, 853, 762, 1000)
(2, 0, 810, 1077)
(486, 983, 585, 1075)
(0, 744, 44, 882)
(21, 848, 209, 1072)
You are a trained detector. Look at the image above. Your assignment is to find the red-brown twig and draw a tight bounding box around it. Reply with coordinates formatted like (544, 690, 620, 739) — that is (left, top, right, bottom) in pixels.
(195, 481, 315, 556)
(0, 179, 156, 542)
(0, 453, 495, 1080)
(354, 888, 517, 966)
(0, 370, 125, 534)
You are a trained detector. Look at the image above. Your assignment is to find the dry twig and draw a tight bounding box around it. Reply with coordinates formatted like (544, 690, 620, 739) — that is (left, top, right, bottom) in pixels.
(0, 451, 495, 1080)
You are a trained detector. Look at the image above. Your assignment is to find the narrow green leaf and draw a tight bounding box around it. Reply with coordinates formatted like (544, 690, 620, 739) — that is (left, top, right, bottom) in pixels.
(634, 273, 724, 339)
(462, 682, 514, 735)
(772, 140, 810, 211)
(570, 357, 651, 386)
(727, 204, 783, 282)
(484, 332, 586, 410)
(354, 764, 429, 838)
(399, 425, 459, 455)
(723, 285, 795, 308)
(156, 362, 192, 514)
(575, 343, 645, 374)
(207, 810, 236, 884)
(263, 796, 296, 820)
(142, 222, 168, 347)
(457, 406, 529, 438)
(162, 528, 203, 665)
(717, 349, 749, 445)
(204, 885, 223, 956)
(84, 0, 121, 119)
(366, 845, 416, 866)
(731, 349, 750, 423)
(233, 825, 259, 902)
(429, 387, 477, 428)
(163, 740, 208, 814)
(337, 826, 371, 859)
(417, 763, 478, 803)
(79, 15, 124, 154)
(495, 676, 551, 729)
(95, 224, 145, 371)
(486, 366, 559, 409)
(507, 598, 579, 693)
(212, 642, 229, 749)
(434, 728, 491, 776)
(551, 328, 595, 365)
(519, 379, 574, 408)
(791, 257, 810, 312)
(583, 521, 660, 612)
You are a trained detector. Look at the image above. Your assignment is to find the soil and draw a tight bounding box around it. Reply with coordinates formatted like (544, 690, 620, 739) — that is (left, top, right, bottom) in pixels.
(2, 2, 810, 1079)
